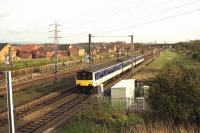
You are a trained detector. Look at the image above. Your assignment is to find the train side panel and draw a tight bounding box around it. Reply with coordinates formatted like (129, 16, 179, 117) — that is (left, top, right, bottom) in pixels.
(75, 55, 145, 89)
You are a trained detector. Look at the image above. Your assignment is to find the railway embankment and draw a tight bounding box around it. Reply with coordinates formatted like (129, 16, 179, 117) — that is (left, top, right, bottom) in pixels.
(56, 49, 200, 133)
(0, 49, 164, 133)
(132, 49, 179, 81)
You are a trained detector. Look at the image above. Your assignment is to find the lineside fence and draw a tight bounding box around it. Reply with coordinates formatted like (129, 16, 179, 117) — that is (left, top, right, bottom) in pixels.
(0, 59, 85, 80)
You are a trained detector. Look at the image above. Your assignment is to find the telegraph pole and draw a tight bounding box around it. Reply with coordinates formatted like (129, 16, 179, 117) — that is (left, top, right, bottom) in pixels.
(5, 48, 15, 133)
(130, 35, 134, 70)
(116, 43, 119, 61)
(88, 34, 92, 63)
(49, 21, 61, 81)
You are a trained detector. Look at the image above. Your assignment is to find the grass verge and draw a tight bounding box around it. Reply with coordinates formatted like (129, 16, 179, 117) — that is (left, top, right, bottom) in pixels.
(133, 50, 179, 80)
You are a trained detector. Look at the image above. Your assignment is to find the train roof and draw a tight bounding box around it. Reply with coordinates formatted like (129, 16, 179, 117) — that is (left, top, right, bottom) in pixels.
(82, 54, 143, 73)
(85, 59, 122, 72)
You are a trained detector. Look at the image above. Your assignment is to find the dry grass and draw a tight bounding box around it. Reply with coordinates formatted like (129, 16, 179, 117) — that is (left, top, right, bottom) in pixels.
(125, 122, 200, 133)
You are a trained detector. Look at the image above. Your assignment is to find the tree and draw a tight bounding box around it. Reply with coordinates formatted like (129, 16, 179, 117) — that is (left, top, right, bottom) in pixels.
(148, 60, 200, 124)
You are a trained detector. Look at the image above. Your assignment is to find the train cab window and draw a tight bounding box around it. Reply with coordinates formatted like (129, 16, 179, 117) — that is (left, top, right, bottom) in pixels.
(76, 73, 81, 80)
(76, 72, 92, 80)
(87, 73, 92, 80)
(82, 73, 87, 80)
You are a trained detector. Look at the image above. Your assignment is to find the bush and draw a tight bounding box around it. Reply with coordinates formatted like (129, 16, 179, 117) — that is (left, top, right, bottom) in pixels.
(192, 52, 198, 60)
(148, 60, 200, 124)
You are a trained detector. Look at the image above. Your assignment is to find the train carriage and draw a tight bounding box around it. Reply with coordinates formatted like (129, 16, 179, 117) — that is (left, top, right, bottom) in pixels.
(76, 55, 144, 92)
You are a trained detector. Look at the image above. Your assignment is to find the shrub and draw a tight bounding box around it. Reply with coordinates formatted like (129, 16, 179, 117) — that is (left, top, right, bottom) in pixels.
(192, 52, 199, 60)
(148, 60, 200, 124)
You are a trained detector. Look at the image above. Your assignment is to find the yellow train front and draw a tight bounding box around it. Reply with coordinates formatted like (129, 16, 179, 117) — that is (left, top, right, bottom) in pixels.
(76, 70, 94, 93)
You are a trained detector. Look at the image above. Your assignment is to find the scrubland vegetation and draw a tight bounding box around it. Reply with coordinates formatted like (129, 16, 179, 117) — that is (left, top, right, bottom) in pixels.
(58, 43, 200, 132)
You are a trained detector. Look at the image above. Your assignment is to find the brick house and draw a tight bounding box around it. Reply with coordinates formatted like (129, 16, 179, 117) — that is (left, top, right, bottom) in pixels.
(59, 44, 85, 56)
(75, 45, 85, 56)
(14, 44, 41, 59)
(67, 44, 79, 56)
(0, 43, 17, 62)
(34, 47, 54, 58)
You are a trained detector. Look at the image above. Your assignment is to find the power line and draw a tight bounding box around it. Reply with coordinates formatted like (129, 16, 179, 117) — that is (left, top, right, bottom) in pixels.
(92, 35, 130, 38)
(140, 0, 200, 20)
(61, 0, 155, 32)
(94, 0, 200, 34)
(62, 0, 199, 38)
(94, 8, 200, 35)
(156, 0, 200, 15)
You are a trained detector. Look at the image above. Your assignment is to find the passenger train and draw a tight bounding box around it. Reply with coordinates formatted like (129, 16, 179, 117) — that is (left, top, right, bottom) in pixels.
(76, 55, 144, 91)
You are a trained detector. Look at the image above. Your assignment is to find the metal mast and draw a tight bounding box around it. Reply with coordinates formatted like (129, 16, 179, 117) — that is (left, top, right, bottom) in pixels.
(129, 35, 134, 69)
(88, 34, 92, 63)
(49, 20, 61, 81)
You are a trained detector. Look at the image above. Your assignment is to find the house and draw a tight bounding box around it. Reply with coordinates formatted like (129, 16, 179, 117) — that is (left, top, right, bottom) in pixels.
(64, 44, 85, 56)
(107, 44, 116, 53)
(57, 50, 68, 58)
(0, 43, 17, 62)
(34, 47, 54, 58)
(14, 44, 41, 59)
(66, 44, 78, 56)
(75, 45, 85, 56)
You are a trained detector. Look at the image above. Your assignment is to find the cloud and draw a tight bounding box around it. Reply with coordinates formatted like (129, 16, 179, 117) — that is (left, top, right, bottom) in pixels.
(0, 11, 10, 18)
(7, 29, 30, 35)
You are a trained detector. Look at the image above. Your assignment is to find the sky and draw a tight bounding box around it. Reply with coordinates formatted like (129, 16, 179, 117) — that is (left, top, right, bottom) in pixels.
(0, 0, 200, 44)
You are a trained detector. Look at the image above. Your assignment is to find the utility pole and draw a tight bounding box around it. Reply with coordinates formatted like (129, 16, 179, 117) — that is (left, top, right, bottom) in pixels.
(130, 35, 134, 70)
(116, 43, 119, 61)
(88, 34, 92, 63)
(126, 48, 129, 57)
(49, 21, 61, 81)
(141, 44, 144, 54)
(5, 48, 15, 133)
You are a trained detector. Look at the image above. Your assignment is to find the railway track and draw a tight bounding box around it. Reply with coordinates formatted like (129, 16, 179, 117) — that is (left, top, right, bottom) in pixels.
(0, 68, 81, 96)
(0, 58, 123, 96)
(17, 94, 89, 133)
(0, 50, 164, 133)
(0, 86, 78, 128)
(104, 50, 163, 89)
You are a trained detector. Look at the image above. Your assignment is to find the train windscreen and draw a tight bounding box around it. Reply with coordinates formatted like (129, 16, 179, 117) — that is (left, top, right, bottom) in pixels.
(76, 71, 92, 80)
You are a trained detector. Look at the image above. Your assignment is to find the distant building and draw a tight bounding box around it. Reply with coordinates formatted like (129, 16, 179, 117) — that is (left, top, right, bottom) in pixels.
(67, 44, 79, 56)
(14, 44, 41, 59)
(34, 47, 54, 58)
(78, 48, 85, 56)
(0, 43, 17, 62)
(65, 44, 85, 56)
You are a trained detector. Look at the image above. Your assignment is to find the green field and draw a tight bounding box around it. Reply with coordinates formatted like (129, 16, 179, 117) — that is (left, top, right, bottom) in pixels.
(147, 50, 179, 69)
(133, 50, 179, 80)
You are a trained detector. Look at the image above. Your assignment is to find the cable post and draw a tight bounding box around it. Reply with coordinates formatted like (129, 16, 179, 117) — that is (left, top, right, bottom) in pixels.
(88, 34, 92, 63)
(129, 35, 134, 70)
(49, 20, 61, 81)
(5, 49, 15, 133)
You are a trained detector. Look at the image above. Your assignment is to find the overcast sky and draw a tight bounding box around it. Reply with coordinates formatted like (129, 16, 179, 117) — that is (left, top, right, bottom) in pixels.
(0, 0, 200, 44)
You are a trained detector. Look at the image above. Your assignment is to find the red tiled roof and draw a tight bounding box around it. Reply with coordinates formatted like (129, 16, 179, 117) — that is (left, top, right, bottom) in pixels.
(14, 44, 40, 52)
